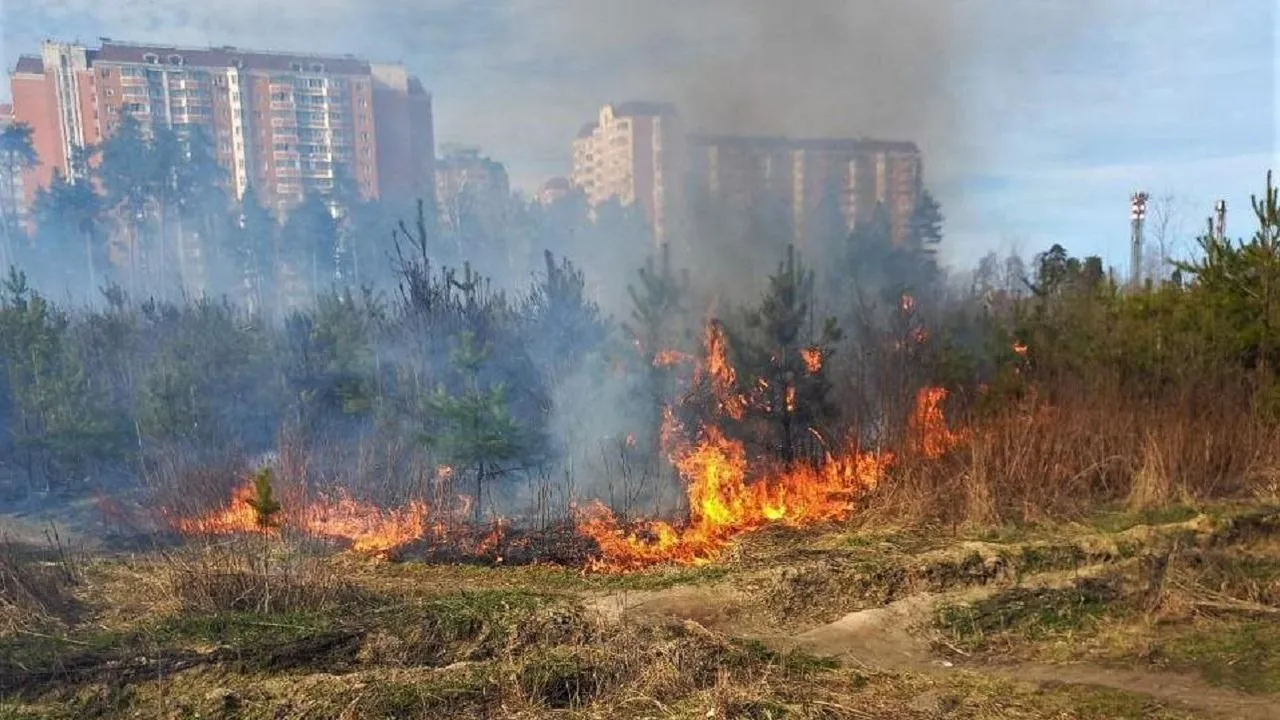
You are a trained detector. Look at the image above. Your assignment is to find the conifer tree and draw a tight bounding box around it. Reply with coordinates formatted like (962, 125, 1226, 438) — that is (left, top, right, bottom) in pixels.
(741, 244, 842, 464)
(246, 466, 282, 531)
(425, 331, 529, 523)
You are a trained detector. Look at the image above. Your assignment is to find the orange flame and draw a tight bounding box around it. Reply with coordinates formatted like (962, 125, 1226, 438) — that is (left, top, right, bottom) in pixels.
(171, 481, 444, 559)
(698, 321, 747, 420)
(910, 387, 967, 459)
(653, 349, 694, 368)
(800, 347, 823, 374)
(576, 321, 967, 572)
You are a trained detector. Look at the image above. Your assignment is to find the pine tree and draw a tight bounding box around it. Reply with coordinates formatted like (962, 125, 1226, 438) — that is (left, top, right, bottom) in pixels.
(0, 122, 38, 270)
(623, 243, 691, 450)
(425, 332, 529, 523)
(741, 244, 842, 464)
(246, 466, 282, 531)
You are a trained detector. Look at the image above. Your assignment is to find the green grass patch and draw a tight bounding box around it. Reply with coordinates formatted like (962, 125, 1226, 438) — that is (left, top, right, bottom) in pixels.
(1088, 504, 1200, 535)
(1155, 621, 1280, 694)
(0, 627, 124, 671)
(1015, 543, 1088, 575)
(148, 610, 331, 647)
(342, 671, 499, 718)
(935, 576, 1125, 653)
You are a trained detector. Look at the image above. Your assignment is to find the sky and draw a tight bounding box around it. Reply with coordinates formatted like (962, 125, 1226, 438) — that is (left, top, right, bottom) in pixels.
(1, 0, 1276, 272)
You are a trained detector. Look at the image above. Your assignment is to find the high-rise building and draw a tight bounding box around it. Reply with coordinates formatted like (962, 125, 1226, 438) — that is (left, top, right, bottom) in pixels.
(535, 177, 573, 206)
(435, 144, 510, 231)
(570, 102, 683, 245)
(8, 40, 436, 217)
(688, 135, 923, 249)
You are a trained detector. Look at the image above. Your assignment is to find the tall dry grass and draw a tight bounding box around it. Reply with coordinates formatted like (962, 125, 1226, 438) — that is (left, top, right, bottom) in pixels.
(866, 387, 1280, 529)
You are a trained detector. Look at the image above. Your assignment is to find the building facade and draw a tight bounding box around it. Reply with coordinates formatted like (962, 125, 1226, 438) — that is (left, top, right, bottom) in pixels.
(8, 40, 436, 217)
(435, 144, 510, 232)
(571, 102, 683, 245)
(688, 135, 923, 250)
(536, 177, 572, 206)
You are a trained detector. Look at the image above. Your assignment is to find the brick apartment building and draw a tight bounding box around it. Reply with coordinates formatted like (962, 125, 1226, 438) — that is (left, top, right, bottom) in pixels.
(435, 144, 510, 231)
(687, 135, 923, 250)
(571, 102, 684, 245)
(8, 40, 436, 218)
(570, 102, 924, 251)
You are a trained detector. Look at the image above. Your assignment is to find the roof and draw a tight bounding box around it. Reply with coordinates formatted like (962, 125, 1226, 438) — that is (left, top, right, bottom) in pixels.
(13, 55, 44, 75)
(93, 41, 373, 75)
(689, 134, 792, 150)
(610, 101, 677, 118)
(576, 122, 598, 139)
(691, 134, 919, 155)
(793, 138, 919, 154)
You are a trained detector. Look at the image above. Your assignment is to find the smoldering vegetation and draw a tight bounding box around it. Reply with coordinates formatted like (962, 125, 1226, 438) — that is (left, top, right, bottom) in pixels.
(0, 164, 1278, 569)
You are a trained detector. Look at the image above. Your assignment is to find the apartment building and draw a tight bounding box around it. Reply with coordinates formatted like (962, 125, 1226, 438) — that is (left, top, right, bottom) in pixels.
(688, 135, 923, 249)
(8, 40, 435, 217)
(571, 102, 683, 245)
(535, 177, 573, 206)
(435, 144, 510, 231)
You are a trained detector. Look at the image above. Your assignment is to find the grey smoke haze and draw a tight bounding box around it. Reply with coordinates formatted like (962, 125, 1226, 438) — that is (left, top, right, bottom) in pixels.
(9, 0, 1261, 274)
(9, 0, 1116, 189)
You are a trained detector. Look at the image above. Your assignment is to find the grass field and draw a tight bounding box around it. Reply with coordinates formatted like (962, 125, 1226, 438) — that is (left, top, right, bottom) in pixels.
(1, 501, 1278, 719)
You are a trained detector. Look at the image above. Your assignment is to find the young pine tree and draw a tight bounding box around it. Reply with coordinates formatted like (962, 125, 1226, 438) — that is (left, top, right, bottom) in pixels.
(425, 332, 529, 523)
(741, 245, 842, 465)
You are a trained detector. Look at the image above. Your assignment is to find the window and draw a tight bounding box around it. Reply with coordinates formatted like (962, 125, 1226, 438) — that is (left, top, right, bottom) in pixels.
(143, 53, 159, 64)
(100, 68, 111, 78)
(310, 63, 324, 73)
(290, 62, 302, 72)
(105, 88, 114, 97)
(168, 54, 183, 66)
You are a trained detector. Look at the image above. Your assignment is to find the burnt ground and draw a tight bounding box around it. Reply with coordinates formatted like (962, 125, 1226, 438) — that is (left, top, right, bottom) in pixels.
(1, 502, 1279, 718)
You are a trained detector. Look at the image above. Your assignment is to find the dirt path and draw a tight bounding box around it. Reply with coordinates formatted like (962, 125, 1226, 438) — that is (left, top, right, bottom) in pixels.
(586, 576, 1280, 720)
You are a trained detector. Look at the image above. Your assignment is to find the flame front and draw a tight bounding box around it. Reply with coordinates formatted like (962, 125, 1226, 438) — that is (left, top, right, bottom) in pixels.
(170, 483, 432, 558)
(576, 320, 964, 572)
(174, 316, 966, 573)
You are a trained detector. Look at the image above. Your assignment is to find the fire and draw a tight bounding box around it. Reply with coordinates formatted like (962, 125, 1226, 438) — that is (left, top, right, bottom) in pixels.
(698, 321, 747, 420)
(800, 346, 823, 374)
(298, 490, 431, 557)
(578, 424, 898, 572)
(910, 386, 967, 459)
(172, 481, 269, 537)
(653, 349, 693, 368)
(575, 316, 967, 572)
(171, 481, 438, 559)
(173, 315, 970, 574)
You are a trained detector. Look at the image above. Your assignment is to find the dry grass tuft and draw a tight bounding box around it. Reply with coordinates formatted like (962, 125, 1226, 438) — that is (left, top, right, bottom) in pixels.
(157, 540, 364, 616)
(0, 531, 83, 634)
